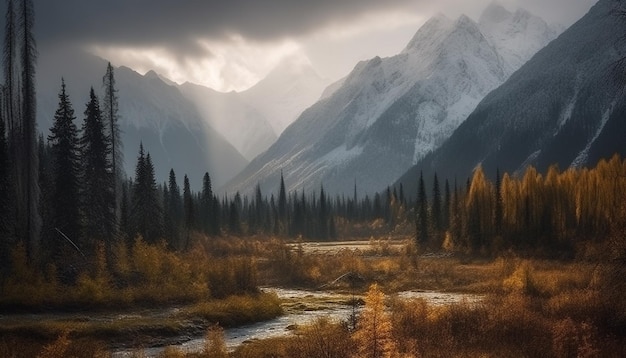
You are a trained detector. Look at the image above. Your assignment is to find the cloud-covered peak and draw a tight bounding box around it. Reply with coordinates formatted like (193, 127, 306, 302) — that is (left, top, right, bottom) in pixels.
(403, 13, 453, 53)
(479, 1, 513, 25)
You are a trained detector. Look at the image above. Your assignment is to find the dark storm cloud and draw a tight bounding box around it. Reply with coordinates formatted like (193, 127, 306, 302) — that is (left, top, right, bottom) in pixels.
(33, 0, 414, 55)
(26, 0, 598, 61)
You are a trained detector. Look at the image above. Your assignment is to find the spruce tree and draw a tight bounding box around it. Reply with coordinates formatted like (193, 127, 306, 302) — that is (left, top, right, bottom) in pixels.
(228, 200, 241, 234)
(0, 94, 12, 273)
(48, 79, 81, 249)
(130, 145, 163, 243)
(119, 181, 131, 241)
(81, 88, 114, 247)
(20, 0, 41, 259)
(432, 173, 442, 232)
(443, 179, 451, 231)
(416, 171, 429, 246)
(199, 172, 214, 235)
(102, 62, 122, 224)
(183, 174, 193, 250)
(165, 168, 182, 246)
(318, 185, 328, 240)
(4, 0, 41, 261)
(278, 171, 287, 234)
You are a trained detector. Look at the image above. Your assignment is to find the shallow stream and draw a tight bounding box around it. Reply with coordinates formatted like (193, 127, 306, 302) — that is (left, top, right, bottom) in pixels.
(112, 287, 481, 357)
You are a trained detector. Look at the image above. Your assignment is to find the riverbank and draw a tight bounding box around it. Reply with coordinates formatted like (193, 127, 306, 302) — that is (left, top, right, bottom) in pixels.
(0, 292, 282, 355)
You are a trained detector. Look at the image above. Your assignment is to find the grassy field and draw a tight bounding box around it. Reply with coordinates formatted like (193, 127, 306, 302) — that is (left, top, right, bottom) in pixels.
(1, 236, 625, 357)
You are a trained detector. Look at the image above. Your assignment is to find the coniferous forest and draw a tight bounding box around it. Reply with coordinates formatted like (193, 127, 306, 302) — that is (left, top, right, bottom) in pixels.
(1, 1, 626, 357)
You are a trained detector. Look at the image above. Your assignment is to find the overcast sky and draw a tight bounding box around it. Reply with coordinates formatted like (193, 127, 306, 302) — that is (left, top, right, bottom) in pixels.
(19, 0, 598, 91)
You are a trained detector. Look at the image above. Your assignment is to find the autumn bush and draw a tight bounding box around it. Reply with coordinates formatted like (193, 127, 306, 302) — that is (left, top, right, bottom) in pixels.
(0, 235, 265, 309)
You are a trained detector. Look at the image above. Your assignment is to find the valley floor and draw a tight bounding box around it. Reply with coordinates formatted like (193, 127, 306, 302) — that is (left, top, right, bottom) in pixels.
(1, 237, 625, 357)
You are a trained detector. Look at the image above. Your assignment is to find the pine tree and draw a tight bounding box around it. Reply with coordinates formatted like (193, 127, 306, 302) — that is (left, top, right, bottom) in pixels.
(130, 145, 163, 243)
(81, 88, 115, 247)
(2, 1, 18, 263)
(183, 174, 193, 250)
(0, 93, 12, 273)
(416, 171, 429, 246)
(48, 79, 81, 250)
(211, 193, 221, 236)
(199, 172, 215, 235)
(20, 0, 41, 260)
(318, 185, 328, 240)
(278, 171, 287, 234)
(443, 179, 451, 231)
(228, 200, 241, 234)
(432, 173, 442, 232)
(251, 183, 263, 234)
(102, 62, 122, 225)
(3, 0, 17, 137)
(119, 181, 131, 241)
(164, 168, 182, 246)
(4, 0, 41, 261)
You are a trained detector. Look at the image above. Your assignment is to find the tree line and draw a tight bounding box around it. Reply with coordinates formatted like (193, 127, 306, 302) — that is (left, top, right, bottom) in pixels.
(412, 155, 626, 256)
(2, 0, 625, 285)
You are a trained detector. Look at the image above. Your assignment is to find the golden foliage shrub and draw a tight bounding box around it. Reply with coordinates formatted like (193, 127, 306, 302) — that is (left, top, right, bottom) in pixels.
(203, 325, 229, 358)
(352, 284, 398, 358)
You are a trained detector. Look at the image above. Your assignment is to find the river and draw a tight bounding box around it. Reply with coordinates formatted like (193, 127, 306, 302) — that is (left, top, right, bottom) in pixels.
(112, 287, 481, 357)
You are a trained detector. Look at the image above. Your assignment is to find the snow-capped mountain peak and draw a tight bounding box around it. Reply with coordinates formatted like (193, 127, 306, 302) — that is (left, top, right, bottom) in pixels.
(225, 3, 560, 196)
(402, 13, 452, 54)
(479, 2, 513, 25)
(240, 56, 331, 136)
(479, 4, 559, 72)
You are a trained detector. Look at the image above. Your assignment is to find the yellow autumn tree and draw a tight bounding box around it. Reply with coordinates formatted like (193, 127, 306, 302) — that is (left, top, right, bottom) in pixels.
(353, 283, 398, 358)
(203, 325, 228, 358)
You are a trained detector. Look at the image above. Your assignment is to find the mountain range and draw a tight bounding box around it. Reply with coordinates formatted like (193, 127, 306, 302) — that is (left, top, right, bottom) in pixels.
(224, 2, 560, 196)
(395, 0, 626, 196)
(180, 59, 330, 161)
(35, 47, 327, 189)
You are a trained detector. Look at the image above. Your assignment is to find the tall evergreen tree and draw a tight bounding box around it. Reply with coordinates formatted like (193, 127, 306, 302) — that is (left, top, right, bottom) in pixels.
(119, 181, 131, 241)
(199, 172, 215, 235)
(3, 0, 17, 135)
(432, 173, 442, 232)
(251, 183, 264, 234)
(102, 62, 122, 223)
(183, 174, 193, 250)
(0, 93, 12, 273)
(2, 1, 18, 262)
(4, 0, 41, 261)
(416, 171, 429, 246)
(20, 0, 41, 260)
(37, 134, 53, 258)
(81, 88, 114, 247)
(278, 171, 287, 233)
(443, 179, 451, 231)
(130, 145, 163, 243)
(164, 168, 182, 246)
(48, 79, 81, 247)
(228, 200, 241, 234)
(318, 185, 328, 240)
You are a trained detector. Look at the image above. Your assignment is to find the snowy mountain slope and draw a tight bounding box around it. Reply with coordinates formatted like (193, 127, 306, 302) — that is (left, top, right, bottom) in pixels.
(178, 59, 329, 161)
(395, 0, 626, 197)
(225, 3, 559, 196)
(36, 46, 248, 189)
(240, 57, 331, 136)
(479, 3, 558, 73)
(179, 82, 277, 161)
